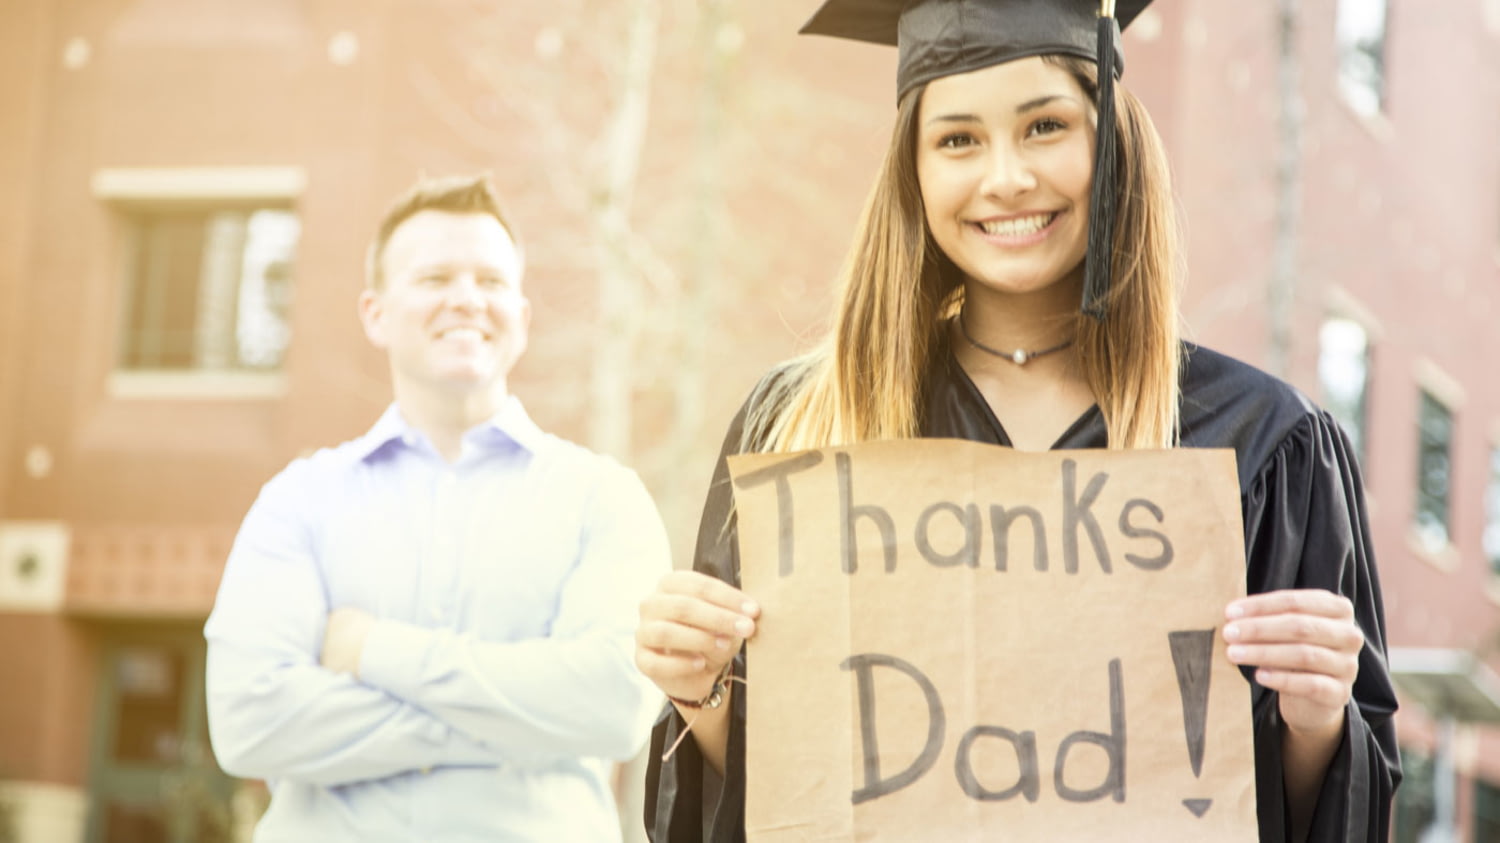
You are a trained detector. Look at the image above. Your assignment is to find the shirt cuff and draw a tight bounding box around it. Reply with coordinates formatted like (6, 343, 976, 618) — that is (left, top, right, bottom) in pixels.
(359, 617, 434, 702)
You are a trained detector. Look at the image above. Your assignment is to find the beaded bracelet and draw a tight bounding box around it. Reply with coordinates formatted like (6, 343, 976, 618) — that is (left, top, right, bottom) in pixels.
(667, 664, 733, 710)
(660, 665, 744, 763)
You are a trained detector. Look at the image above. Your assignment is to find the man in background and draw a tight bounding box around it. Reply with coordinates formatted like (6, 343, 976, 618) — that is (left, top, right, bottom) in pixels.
(205, 173, 669, 841)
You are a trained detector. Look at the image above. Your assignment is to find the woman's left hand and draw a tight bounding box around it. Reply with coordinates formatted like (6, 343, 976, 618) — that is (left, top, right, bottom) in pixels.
(1223, 589, 1364, 736)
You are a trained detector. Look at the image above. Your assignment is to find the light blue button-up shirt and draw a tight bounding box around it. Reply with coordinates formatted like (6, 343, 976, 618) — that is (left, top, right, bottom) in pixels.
(205, 399, 670, 842)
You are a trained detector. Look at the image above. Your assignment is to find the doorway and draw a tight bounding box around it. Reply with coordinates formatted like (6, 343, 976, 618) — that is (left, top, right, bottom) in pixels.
(84, 623, 234, 843)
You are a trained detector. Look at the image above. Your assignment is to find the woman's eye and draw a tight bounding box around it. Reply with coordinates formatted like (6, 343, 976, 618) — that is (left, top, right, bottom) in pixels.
(938, 133, 976, 150)
(1029, 117, 1067, 137)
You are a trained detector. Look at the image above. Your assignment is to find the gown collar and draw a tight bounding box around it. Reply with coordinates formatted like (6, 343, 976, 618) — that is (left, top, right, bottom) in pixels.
(925, 331, 1106, 450)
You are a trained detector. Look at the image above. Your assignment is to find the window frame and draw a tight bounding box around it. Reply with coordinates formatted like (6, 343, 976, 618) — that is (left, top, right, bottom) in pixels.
(1333, 0, 1392, 118)
(1476, 774, 1500, 843)
(1317, 310, 1376, 466)
(1485, 428, 1500, 604)
(92, 167, 304, 401)
(1408, 360, 1464, 570)
(1392, 749, 1434, 843)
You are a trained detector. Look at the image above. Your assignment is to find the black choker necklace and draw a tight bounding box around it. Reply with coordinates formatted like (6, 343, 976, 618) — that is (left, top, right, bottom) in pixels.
(956, 314, 1074, 366)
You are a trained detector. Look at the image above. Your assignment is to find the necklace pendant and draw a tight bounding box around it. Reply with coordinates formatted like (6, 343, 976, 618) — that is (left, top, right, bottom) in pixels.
(1012, 349, 1029, 365)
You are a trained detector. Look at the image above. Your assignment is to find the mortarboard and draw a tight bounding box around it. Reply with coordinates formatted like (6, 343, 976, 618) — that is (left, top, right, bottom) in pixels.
(799, 0, 1157, 319)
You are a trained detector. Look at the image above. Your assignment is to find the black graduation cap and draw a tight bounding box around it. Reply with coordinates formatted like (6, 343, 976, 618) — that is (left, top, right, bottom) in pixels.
(799, 0, 1157, 319)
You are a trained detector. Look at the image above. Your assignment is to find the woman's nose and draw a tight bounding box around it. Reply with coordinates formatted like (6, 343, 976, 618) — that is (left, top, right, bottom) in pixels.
(979, 146, 1037, 201)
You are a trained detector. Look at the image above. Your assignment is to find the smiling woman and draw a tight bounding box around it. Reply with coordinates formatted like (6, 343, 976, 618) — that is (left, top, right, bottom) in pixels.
(915, 59, 1095, 305)
(635, 2, 1401, 842)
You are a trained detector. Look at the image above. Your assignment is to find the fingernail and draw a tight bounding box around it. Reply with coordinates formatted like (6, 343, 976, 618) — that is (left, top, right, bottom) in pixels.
(693, 655, 706, 670)
(715, 637, 730, 650)
(1226, 645, 1245, 661)
(1226, 604, 1245, 619)
(742, 600, 760, 616)
(734, 618, 754, 636)
(1223, 624, 1240, 641)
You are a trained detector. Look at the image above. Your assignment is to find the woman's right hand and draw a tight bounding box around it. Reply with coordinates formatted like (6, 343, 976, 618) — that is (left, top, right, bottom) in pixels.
(635, 570, 760, 705)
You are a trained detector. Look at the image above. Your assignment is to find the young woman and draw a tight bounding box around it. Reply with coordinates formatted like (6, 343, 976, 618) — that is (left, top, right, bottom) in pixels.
(634, 1, 1399, 840)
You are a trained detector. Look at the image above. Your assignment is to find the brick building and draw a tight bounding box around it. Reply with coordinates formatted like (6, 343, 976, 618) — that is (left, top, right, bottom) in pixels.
(0, 0, 1496, 841)
(1142, 2, 1500, 839)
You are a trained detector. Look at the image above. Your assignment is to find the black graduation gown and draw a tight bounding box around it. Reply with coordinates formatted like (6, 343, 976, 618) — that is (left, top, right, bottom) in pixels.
(645, 341, 1401, 842)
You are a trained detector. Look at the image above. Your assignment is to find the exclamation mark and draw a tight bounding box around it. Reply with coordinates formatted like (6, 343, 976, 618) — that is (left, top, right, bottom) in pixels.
(1168, 629, 1215, 818)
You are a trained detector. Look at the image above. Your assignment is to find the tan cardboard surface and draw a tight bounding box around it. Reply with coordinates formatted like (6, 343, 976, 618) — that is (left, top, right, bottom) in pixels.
(729, 440, 1257, 842)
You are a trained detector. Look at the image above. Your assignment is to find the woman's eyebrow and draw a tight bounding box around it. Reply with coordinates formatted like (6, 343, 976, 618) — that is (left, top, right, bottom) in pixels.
(924, 112, 980, 126)
(924, 94, 1079, 127)
(1016, 94, 1072, 113)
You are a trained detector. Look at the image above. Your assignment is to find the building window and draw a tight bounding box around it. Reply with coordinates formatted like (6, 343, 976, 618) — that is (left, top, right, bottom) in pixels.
(1478, 776, 1500, 842)
(116, 206, 299, 372)
(1486, 445, 1500, 579)
(1414, 390, 1454, 552)
(1393, 751, 1434, 843)
(1318, 317, 1372, 461)
(1334, 0, 1389, 116)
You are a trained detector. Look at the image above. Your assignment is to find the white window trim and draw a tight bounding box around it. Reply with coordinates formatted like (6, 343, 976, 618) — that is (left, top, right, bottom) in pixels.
(1323, 286, 1385, 342)
(0, 781, 87, 843)
(1413, 358, 1466, 413)
(92, 166, 305, 202)
(1408, 526, 1460, 573)
(1335, 93, 1395, 143)
(107, 370, 288, 401)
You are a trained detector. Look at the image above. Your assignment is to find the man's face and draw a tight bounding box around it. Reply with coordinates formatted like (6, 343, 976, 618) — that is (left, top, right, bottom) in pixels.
(360, 210, 529, 397)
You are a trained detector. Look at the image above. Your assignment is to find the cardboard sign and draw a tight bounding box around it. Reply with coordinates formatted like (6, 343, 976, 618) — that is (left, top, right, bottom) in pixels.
(728, 440, 1257, 841)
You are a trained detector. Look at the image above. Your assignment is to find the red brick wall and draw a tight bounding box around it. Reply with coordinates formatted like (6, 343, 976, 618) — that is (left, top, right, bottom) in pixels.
(2, 0, 1498, 813)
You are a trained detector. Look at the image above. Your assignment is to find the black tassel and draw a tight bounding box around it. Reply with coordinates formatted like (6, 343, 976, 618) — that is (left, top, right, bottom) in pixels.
(1083, 14, 1121, 321)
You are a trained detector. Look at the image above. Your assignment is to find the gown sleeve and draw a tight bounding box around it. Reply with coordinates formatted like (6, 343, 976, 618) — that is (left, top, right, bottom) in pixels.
(645, 379, 773, 842)
(1241, 409, 1402, 842)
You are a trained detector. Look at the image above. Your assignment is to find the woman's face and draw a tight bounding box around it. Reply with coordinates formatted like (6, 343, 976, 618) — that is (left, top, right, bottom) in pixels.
(916, 57, 1095, 301)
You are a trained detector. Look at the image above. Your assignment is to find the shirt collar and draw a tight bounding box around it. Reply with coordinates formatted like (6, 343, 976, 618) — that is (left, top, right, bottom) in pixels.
(353, 398, 546, 462)
(474, 396, 548, 454)
(352, 404, 411, 461)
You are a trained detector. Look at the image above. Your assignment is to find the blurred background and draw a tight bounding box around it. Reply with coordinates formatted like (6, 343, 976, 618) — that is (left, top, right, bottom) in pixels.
(0, 0, 1497, 840)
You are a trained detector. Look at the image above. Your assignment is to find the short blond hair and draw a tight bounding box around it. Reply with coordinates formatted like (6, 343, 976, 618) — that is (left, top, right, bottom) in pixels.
(365, 173, 518, 289)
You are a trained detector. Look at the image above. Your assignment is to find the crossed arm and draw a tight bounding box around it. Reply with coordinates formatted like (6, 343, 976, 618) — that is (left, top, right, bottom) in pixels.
(204, 472, 498, 785)
(206, 463, 670, 785)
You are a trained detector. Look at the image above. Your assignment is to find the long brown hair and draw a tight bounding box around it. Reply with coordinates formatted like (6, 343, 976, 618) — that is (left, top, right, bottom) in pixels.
(746, 55, 1181, 452)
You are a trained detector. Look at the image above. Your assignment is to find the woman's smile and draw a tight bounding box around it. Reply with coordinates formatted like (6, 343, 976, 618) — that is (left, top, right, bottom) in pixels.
(969, 210, 1065, 244)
